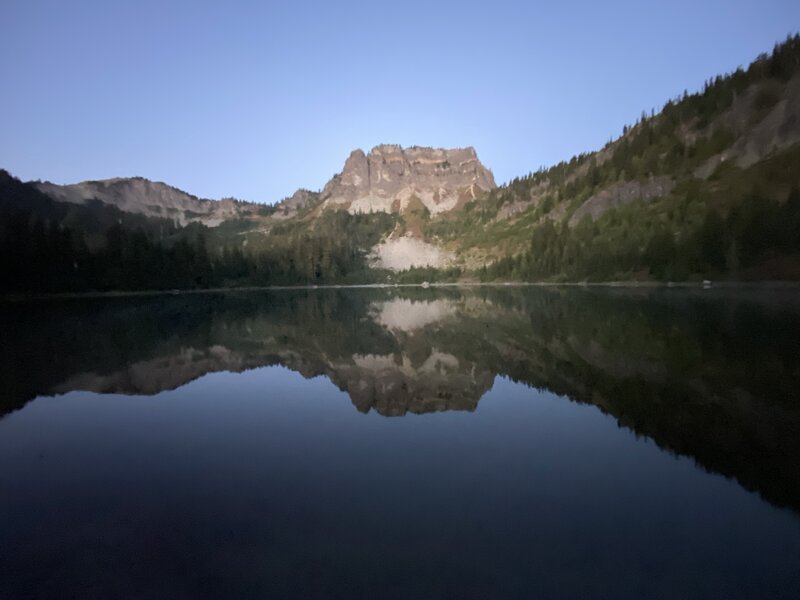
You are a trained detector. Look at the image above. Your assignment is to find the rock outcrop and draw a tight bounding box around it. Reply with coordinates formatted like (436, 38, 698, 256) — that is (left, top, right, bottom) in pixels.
(35, 177, 261, 226)
(272, 188, 319, 219)
(568, 176, 675, 226)
(320, 144, 496, 215)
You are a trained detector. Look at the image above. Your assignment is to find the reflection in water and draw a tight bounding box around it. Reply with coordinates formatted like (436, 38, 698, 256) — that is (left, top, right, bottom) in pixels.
(2, 286, 800, 512)
(2, 287, 800, 597)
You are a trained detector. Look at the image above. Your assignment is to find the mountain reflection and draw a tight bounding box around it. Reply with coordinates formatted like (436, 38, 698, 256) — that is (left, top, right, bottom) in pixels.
(2, 286, 800, 512)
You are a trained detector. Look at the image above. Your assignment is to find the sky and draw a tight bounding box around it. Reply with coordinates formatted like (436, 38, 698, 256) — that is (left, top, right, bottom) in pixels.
(1, 0, 799, 204)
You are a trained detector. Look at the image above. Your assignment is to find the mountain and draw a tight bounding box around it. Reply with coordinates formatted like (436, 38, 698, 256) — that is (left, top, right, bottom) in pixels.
(309, 144, 496, 270)
(319, 144, 495, 215)
(448, 35, 800, 280)
(35, 176, 262, 226)
(2, 34, 800, 290)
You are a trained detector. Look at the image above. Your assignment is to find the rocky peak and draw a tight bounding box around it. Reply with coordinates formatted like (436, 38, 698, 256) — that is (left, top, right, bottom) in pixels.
(320, 144, 495, 215)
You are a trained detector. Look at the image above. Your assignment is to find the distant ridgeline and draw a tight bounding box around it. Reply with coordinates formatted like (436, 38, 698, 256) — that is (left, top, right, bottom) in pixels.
(2, 34, 800, 292)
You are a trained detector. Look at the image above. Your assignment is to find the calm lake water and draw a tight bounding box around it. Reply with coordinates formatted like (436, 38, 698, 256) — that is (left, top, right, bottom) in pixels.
(1, 286, 799, 599)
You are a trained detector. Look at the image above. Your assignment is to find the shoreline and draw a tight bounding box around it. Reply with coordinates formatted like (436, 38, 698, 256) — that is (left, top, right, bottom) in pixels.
(3, 279, 800, 302)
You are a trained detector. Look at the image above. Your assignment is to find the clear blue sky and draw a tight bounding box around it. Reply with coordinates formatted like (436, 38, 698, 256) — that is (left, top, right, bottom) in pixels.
(1, 0, 798, 203)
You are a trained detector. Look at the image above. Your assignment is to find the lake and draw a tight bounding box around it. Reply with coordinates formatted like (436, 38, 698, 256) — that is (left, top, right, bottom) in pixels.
(1, 286, 799, 599)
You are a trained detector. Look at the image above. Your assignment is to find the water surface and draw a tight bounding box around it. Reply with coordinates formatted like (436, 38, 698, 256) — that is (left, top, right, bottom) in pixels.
(1, 287, 799, 598)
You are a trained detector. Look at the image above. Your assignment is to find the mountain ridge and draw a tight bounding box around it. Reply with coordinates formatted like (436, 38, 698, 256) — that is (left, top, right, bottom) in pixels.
(2, 33, 800, 288)
(34, 176, 263, 227)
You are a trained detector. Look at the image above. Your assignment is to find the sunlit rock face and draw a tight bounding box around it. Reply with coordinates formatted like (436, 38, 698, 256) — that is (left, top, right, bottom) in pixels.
(320, 144, 496, 216)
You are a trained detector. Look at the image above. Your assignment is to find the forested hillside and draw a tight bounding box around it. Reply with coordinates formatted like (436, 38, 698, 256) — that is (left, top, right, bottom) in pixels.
(442, 34, 800, 281)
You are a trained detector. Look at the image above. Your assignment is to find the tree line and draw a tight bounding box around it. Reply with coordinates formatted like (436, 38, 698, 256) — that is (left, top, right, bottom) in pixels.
(0, 178, 399, 293)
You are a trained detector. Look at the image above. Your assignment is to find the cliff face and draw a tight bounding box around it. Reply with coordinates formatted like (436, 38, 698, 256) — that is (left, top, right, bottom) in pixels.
(320, 144, 496, 215)
(35, 177, 261, 226)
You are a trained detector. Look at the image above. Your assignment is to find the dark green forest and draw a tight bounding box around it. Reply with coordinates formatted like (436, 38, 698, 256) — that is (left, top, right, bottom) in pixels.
(481, 182, 800, 282)
(0, 170, 399, 292)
